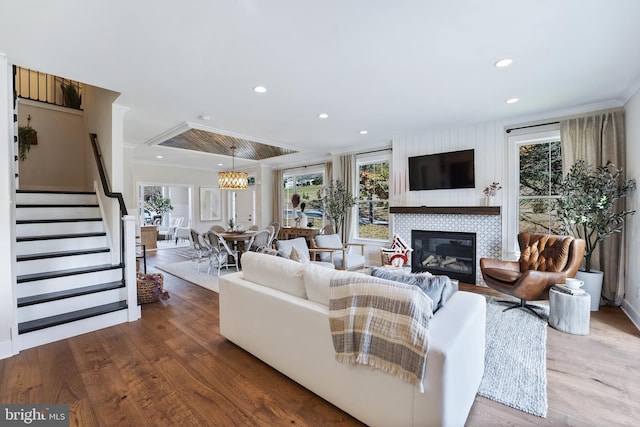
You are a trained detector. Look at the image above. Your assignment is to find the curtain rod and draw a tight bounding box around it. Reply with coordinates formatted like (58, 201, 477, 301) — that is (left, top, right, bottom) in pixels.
(505, 121, 560, 134)
(283, 162, 326, 172)
(356, 147, 392, 156)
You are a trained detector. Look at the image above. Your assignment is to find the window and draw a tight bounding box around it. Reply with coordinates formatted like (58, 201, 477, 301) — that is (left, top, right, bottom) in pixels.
(282, 169, 324, 228)
(518, 137, 563, 234)
(357, 155, 390, 240)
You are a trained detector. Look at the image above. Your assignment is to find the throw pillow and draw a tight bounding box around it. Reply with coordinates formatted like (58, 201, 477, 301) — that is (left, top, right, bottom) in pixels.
(290, 247, 300, 262)
(370, 267, 454, 312)
(289, 247, 310, 264)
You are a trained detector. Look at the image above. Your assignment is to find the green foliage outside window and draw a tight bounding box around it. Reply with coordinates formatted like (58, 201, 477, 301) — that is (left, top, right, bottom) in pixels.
(358, 161, 389, 240)
(144, 188, 174, 215)
(518, 141, 563, 234)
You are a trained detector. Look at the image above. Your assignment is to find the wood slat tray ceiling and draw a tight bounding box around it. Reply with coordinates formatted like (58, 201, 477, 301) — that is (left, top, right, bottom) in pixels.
(159, 128, 297, 160)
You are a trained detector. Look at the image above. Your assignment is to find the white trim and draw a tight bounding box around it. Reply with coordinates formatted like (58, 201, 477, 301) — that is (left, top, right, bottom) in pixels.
(622, 299, 640, 332)
(143, 121, 299, 153)
(355, 153, 391, 241)
(506, 126, 561, 260)
(16, 98, 84, 116)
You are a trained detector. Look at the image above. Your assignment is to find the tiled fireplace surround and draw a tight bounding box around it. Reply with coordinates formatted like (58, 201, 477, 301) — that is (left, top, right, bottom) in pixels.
(391, 207, 502, 285)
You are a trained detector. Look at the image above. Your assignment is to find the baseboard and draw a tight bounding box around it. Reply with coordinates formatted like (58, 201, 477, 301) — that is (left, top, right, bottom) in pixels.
(0, 339, 17, 360)
(621, 299, 640, 331)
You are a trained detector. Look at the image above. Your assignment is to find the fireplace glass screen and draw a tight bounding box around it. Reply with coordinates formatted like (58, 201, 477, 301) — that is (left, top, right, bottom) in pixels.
(411, 230, 476, 284)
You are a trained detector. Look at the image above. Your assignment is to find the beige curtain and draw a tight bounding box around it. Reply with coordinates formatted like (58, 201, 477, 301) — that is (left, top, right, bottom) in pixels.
(272, 168, 284, 225)
(325, 161, 333, 187)
(339, 154, 356, 243)
(560, 109, 626, 305)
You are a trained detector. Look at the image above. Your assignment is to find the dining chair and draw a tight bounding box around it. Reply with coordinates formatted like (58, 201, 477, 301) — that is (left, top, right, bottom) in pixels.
(205, 231, 239, 275)
(247, 229, 271, 252)
(158, 217, 183, 242)
(189, 229, 212, 271)
(268, 221, 280, 246)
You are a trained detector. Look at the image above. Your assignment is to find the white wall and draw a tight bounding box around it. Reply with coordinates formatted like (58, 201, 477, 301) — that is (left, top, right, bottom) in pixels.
(17, 101, 89, 191)
(130, 162, 274, 234)
(623, 88, 640, 328)
(392, 120, 508, 257)
(132, 162, 227, 233)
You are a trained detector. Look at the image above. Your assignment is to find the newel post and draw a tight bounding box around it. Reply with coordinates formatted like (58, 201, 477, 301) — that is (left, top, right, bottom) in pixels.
(123, 215, 141, 321)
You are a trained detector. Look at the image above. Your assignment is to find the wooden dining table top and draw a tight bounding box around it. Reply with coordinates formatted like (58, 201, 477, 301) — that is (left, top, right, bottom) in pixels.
(218, 230, 256, 241)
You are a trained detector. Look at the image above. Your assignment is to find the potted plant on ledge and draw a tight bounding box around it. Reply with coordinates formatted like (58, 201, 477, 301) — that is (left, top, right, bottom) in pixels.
(556, 160, 636, 310)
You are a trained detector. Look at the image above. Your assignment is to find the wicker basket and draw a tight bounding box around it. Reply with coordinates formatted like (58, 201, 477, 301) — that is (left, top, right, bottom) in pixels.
(137, 273, 164, 304)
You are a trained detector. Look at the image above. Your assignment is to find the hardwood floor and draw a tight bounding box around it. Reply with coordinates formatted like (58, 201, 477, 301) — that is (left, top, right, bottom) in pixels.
(1, 247, 639, 426)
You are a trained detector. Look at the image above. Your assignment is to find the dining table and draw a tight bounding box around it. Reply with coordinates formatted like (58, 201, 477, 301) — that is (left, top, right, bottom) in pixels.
(218, 230, 256, 255)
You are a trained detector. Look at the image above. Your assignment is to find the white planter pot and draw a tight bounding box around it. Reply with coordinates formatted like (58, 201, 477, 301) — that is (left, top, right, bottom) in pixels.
(575, 270, 604, 311)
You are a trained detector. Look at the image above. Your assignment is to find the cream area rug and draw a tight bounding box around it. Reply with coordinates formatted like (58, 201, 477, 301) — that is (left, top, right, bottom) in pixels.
(478, 296, 549, 417)
(155, 260, 237, 293)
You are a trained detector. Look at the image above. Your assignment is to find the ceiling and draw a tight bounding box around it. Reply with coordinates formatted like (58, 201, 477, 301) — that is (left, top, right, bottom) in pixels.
(2, 0, 640, 172)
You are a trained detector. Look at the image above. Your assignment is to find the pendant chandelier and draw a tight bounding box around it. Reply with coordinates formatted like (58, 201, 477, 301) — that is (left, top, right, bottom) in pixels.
(218, 144, 248, 190)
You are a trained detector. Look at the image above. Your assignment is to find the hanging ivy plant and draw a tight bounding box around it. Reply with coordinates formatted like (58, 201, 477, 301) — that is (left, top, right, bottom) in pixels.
(18, 125, 37, 161)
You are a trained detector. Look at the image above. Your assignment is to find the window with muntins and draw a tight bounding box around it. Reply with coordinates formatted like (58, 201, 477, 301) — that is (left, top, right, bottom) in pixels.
(518, 137, 563, 234)
(357, 154, 390, 240)
(282, 169, 324, 228)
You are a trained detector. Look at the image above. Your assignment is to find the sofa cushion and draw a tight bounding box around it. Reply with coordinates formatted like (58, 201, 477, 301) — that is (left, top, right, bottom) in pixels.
(370, 267, 455, 311)
(303, 263, 365, 306)
(314, 234, 344, 262)
(241, 251, 307, 298)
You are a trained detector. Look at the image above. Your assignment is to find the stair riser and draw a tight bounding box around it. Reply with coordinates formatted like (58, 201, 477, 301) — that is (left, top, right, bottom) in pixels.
(16, 193, 97, 205)
(17, 221, 105, 236)
(17, 252, 112, 276)
(17, 269, 123, 298)
(16, 207, 101, 221)
(18, 309, 130, 351)
(17, 236, 109, 256)
(18, 289, 127, 323)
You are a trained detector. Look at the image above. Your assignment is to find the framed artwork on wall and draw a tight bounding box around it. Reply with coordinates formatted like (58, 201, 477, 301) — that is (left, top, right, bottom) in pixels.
(200, 187, 221, 221)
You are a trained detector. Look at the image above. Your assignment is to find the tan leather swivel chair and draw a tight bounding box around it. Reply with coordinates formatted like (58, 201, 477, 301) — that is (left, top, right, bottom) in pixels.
(480, 232, 586, 317)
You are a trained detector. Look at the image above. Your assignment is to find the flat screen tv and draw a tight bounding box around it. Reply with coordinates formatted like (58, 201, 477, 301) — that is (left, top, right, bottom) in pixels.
(408, 149, 475, 191)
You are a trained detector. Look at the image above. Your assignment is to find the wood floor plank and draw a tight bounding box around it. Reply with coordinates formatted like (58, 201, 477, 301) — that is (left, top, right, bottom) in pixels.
(0, 247, 638, 426)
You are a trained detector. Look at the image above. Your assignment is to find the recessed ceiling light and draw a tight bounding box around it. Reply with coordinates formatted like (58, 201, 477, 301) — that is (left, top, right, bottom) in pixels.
(359, 130, 368, 135)
(495, 58, 513, 68)
(156, 155, 163, 159)
(199, 115, 210, 121)
(506, 97, 519, 104)
(218, 163, 223, 166)
(318, 113, 329, 119)
(254, 86, 267, 93)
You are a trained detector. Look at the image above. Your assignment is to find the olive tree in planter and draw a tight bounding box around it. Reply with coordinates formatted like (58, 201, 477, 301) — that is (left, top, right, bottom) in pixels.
(556, 160, 636, 310)
(318, 179, 357, 242)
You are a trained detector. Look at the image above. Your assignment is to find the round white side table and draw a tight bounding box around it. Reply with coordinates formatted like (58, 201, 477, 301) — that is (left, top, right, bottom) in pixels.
(548, 288, 591, 335)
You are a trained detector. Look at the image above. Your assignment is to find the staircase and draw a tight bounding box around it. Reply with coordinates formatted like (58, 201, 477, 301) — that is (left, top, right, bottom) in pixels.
(15, 190, 130, 350)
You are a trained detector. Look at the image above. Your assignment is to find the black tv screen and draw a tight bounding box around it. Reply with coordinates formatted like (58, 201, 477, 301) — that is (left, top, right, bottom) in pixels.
(408, 149, 475, 191)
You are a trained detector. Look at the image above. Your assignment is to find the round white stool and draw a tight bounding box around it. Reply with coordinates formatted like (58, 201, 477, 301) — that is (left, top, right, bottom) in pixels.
(548, 288, 591, 335)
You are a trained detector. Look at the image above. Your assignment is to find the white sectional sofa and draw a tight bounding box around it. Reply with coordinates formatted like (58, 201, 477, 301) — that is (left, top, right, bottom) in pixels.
(219, 251, 486, 427)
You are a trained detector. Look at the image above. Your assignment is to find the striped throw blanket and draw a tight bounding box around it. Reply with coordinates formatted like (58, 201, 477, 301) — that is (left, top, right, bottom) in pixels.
(329, 276, 434, 392)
